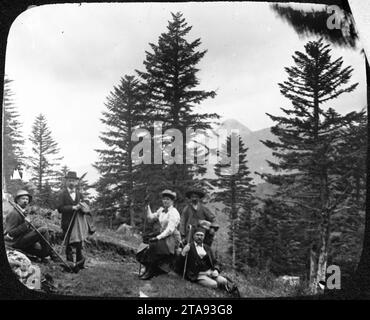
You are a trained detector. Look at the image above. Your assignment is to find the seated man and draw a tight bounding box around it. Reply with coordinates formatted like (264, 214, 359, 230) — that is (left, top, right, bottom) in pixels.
(4, 190, 55, 261)
(181, 227, 237, 295)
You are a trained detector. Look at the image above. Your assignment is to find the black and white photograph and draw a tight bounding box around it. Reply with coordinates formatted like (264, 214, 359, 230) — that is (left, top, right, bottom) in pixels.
(1, 1, 369, 299)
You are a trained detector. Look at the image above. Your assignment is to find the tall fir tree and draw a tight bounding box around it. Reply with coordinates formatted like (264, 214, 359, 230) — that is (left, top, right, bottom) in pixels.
(94, 75, 148, 226)
(261, 38, 363, 293)
(2, 76, 24, 190)
(29, 113, 62, 205)
(270, 4, 370, 292)
(136, 12, 219, 202)
(212, 134, 256, 270)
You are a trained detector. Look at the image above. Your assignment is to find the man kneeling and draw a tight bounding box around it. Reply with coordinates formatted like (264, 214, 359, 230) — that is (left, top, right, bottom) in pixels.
(4, 190, 55, 261)
(181, 227, 229, 291)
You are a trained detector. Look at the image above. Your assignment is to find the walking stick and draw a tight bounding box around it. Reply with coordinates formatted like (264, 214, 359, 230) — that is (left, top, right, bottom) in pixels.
(182, 225, 193, 280)
(8, 200, 73, 272)
(139, 196, 149, 276)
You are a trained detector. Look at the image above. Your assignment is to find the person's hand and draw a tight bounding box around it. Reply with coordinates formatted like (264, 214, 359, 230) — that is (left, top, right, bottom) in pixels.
(73, 204, 81, 211)
(182, 244, 191, 256)
(211, 269, 219, 277)
(24, 216, 31, 223)
(80, 202, 90, 213)
(149, 237, 158, 243)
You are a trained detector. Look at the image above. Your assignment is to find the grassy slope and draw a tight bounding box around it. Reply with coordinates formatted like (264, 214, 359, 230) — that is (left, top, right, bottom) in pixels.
(10, 204, 296, 298)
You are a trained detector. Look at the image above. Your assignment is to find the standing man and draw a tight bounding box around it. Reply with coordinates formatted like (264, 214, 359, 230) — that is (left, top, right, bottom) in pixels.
(180, 188, 216, 244)
(4, 190, 54, 260)
(57, 171, 90, 270)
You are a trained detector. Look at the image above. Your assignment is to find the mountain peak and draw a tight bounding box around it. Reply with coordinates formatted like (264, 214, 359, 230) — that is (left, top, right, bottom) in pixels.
(219, 119, 252, 136)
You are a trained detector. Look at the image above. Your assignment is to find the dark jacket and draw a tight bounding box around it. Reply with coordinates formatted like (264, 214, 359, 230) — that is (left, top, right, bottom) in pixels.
(4, 207, 30, 247)
(180, 204, 215, 239)
(56, 188, 83, 232)
(184, 242, 221, 282)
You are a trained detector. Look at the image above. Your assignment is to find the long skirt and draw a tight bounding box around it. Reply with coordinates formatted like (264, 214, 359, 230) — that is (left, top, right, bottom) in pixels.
(136, 238, 173, 273)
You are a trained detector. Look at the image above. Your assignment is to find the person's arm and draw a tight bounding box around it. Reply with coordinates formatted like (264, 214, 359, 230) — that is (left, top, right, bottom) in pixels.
(207, 245, 221, 272)
(146, 204, 159, 221)
(57, 192, 80, 214)
(6, 211, 29, 238)
(156, 209, 180, 240)
(203, 205, 216, 222)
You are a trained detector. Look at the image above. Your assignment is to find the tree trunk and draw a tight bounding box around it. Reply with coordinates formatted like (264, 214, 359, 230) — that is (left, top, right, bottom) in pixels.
(309, 246, 318, 293)
(310, 210, 330, 294)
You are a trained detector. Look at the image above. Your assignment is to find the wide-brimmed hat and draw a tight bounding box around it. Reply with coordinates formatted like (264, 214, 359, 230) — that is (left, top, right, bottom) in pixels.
(185, 188, 205, 199)
(193, 227, 206, 235)
(14, 190, 32, 203)
(198, 220, 211, 230)
(210, 222, 220, 231)
(161, 189, 176, 200)
(65, 171, 79, 180)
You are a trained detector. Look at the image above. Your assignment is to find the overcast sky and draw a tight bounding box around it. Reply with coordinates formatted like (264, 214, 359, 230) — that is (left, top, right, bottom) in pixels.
(4, 2, 367, 184)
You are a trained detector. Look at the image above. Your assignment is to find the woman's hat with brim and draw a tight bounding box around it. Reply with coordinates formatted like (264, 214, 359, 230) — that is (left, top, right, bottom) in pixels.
(161, 189, 176, 200)
(65, 171, 79, 180)
(14, 190, 32, 203)
(185, 188, 205, 199)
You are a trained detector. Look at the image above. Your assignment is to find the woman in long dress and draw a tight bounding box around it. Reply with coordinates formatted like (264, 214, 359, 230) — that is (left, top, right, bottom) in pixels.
(136, 189, 181, 280)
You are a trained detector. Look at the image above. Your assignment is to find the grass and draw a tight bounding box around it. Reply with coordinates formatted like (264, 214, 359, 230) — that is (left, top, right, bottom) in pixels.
(11, 207, 302, 298)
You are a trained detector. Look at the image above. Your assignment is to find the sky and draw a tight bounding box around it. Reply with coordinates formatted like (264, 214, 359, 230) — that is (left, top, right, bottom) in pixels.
(4, 2, 367, 185)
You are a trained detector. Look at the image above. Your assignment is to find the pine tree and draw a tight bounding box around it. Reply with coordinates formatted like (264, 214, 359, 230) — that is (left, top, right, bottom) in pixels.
(136, 12, 219, 202)
(55, 165, 70, 190)
(271, 3, 370, 293)
(261, 38, 362, 293)
(2, 76, 24, 189)
(94, 75, 148, 226)
(213, 134, 256, 270)
(29, 114, 62, 205)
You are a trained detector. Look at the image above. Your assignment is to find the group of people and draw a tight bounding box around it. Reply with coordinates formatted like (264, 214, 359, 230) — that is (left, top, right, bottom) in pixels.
(4, 171, 93, 272)
(136, 188, 239, 296)
(3, 171, 239, 296)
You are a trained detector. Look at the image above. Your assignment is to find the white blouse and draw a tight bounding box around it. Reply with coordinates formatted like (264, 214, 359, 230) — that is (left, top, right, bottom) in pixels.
(147, 205, 180, 240)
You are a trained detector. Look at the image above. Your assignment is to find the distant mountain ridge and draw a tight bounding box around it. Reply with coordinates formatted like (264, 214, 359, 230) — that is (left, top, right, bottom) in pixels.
(204, 119, 278, 184)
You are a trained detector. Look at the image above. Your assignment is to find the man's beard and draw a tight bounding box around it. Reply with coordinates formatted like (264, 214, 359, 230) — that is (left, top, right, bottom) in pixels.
(18, 202, 27, 209)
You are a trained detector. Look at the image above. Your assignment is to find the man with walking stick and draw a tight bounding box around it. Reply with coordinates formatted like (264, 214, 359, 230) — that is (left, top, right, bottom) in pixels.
(180, 227, 240, 297)
(4, 190, 57, 261)
(57, 171, 91, 271)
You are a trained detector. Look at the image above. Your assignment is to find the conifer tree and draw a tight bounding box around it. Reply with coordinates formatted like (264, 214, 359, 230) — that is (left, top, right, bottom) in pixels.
(94, 75, 148, 226)
(29, 113, 62, 205)
(2, 76, 24, 189)
(136, 12, 219, 201)
(261, 38, 362, 293)
(213, 134, 256, 270)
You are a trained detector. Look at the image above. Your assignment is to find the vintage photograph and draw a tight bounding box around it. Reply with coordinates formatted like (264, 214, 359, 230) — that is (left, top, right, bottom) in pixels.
(2, 2, 367, 298)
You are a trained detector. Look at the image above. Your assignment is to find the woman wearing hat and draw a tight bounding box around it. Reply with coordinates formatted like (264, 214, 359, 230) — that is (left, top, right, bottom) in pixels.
(137, 189, 181, 280)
